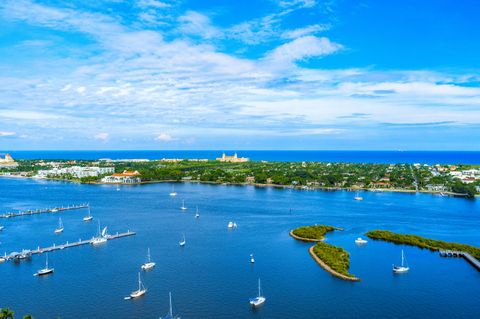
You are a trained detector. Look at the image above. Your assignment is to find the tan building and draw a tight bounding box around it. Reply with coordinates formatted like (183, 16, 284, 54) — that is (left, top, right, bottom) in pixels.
(101, 170, 141, 184)
(216, 153, 249, 163)
(0, 153, 18, 168)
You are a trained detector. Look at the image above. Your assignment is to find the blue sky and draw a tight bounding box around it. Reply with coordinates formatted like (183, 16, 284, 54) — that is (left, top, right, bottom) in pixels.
(0, 0, 479, 150)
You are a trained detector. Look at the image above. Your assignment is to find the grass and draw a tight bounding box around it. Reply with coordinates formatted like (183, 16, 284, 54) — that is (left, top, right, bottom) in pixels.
(366, 230, 480, 260)
(292, 225, 337, 240)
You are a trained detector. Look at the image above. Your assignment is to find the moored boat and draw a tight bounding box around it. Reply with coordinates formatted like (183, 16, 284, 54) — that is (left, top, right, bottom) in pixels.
(249, 278, 266, 308)
(34, 253, 54, 276)
(393, 250, 409, 273)
(141, 248, 156, 270)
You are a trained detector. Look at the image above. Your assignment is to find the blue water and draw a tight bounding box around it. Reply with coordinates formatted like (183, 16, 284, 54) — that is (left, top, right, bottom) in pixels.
(4, 150, 480, 164)
(0, 178, 479, 318)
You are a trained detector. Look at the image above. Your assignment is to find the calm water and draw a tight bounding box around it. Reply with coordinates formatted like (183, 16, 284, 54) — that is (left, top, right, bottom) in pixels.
(5, 150, 480, 164)
(0, 178, 479, 318)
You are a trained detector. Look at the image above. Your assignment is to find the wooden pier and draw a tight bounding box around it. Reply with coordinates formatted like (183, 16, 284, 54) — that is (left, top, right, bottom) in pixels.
(1, 231, 136, 261)
(0, 204, 89, 219)
(439, 250, 480, 271)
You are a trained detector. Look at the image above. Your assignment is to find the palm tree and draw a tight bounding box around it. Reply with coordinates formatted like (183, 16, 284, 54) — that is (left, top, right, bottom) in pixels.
(0, 307, 14, 319)
(23, 315, 33, 319)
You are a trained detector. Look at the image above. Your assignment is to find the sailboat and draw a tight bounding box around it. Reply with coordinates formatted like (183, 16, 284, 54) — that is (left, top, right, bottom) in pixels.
(250, 254, 255, 263)
(195, 206, 200, 218)
(34, 253, 54, 276)
(126, 272, 147, 299)
(54, 218, 64, 234)
(355, 237, 368, 244)
(180, 200, 187, 211)
(169, 186, 177, 197)
(141, 248, 156, 270)
(249, 278, 266, 308)
(228, 221, 237, 229)
(354, 191, 363, 201)
(91, 220, 107, 246)
(160, 292, 181, 319)
(83, 206, 93, 222)
(179, 233, 186, 247)
(0, 225, 4, 231)
(393, 249, 409, 273)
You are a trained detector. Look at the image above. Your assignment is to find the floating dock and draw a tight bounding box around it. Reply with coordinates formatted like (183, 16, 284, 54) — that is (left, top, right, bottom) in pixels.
(1, 231, 136, 261)
(439, 250, 480, 271)
(0, 204, 89, 219)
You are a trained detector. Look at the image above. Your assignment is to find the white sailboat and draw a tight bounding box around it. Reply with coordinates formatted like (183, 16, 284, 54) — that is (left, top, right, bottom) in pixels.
(83, 206, 93, 222)
(249, 278, 266, 308)
(354, 191, 363, 201)
(160, 292, 181, 319)
(91, 220, 107, 246)
(54, 218, 64, 234)
(250, 254, 255, 263)
(228, 221, 237, 229)
(141, 248, 156, 270)
(180, 200, 187, 211)
(126, 272, 147, 299)
(195, 206, 200, 218)
(34, 253, 54, 276)
(169, 186, 177, 197)
(179, 233, 186, 247)
(0, 225, 4, 231)
(393, 249, 409, 273)
(355, 237, 368, 244)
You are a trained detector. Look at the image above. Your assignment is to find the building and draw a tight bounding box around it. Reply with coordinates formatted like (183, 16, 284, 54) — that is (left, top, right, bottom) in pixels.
(101, 170, 141, 184)
(35, 166, 114, 179)
(0, 153, 18, 168)
(216, 153, 249, 163)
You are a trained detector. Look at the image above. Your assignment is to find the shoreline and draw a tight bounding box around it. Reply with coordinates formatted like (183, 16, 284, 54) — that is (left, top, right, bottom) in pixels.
(289, 230, 325, 242)
(0, 175, 474, 197)
(308, 246, 360, 282)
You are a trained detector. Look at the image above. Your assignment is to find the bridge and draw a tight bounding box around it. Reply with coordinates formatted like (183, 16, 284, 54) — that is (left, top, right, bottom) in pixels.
(439, 250, 480, 271)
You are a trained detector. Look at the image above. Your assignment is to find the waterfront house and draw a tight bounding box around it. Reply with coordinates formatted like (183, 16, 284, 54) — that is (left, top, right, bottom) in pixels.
(101, 170, 141, 184)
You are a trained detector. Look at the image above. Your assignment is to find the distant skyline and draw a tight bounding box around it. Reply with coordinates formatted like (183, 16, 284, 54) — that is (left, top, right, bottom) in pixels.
(1, 0, 479, 150)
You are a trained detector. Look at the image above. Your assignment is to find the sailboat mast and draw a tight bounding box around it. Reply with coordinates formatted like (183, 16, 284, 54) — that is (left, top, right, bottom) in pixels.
(138, 272, 141, 290)
(46, 254, 48, 268)
(169, 292, 173, 317)
(401, 250, 404, 267)
(258, 279, 261, 297)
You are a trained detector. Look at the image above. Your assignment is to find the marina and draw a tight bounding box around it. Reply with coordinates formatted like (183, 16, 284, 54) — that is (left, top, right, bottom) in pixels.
(2, 231, 136, 261)
(0, 203, 89, 219)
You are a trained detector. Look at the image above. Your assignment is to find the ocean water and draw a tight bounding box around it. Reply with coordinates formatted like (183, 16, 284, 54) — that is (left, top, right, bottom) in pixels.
(4, 150, 480, 164)
(0, 178, 479, 318)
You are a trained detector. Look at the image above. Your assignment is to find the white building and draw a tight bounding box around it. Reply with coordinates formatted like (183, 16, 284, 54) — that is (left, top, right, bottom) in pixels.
(35, 166, 114, 179)
(101, 170, 141, 184)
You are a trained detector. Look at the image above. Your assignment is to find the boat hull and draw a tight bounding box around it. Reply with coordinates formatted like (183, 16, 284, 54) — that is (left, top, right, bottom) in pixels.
(141, 262, 156, 270)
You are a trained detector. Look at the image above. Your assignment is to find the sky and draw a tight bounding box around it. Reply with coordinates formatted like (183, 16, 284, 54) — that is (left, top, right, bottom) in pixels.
(0, 0, 479, 150)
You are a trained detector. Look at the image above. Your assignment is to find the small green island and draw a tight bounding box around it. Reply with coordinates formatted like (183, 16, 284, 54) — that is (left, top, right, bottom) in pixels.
(366, 230, 480, 260)
(291, 225, 359, 281)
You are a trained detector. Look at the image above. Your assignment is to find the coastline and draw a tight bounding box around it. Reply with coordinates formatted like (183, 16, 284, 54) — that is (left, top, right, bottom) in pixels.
(289, 230, 325, 242)
(308, 246, 360, 282)
(2, 175, 473, 197)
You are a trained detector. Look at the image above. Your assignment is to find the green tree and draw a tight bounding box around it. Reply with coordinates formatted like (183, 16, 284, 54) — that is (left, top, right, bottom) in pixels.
(0, 308, 14, 319)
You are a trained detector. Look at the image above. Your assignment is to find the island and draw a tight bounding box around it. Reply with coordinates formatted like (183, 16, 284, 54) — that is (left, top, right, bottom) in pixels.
(366, 230, 480, 260)
(0, 154, 479, 198)
(291, 225, 360, 281)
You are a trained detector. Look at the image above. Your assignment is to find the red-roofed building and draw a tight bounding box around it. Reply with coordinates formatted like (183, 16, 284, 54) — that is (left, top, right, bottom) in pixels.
(101, 170, 141, 184)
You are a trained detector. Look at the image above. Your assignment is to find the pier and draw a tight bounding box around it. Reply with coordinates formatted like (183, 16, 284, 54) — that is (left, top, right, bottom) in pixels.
(439, 250, 480, 271)
(0, 204, 89, 219)
(1, 231, 136, 261)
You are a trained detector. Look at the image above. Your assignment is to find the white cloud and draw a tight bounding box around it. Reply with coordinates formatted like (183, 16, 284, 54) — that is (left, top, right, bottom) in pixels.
(137, 0, 171, 9)
(0, 131, 16, 137)
(178, 11, 221, 39)
(155, 133, 173, 142)
(281, 24, 330, 39)
(266, 36, 343, 65)
(94, 132, 109, 140)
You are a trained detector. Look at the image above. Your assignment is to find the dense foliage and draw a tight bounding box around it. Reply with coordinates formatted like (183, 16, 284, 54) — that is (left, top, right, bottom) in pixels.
(0, 308, 32, 319)
(366, 230, 480, 260)
(312, 242, 355, 278)
(292, 225, 336, 240)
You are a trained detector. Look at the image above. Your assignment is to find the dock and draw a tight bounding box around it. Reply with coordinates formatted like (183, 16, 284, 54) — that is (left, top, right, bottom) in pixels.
(439, 250, 480, 271)
(0, 203, 89, 219)
(1, 231, 136, 261)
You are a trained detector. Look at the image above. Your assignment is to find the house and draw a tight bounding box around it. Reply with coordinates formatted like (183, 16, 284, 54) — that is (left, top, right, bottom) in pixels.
(245, 176, 255, 183)
(0, 153, 18, 168)
(101, 170, 141, 184)
(216, 153, 249, 163)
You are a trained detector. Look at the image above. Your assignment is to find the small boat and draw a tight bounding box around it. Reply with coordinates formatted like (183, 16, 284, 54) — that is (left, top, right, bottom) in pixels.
(126, 272, 147, 299)
(0, 226, 4, 231)
(83, 207, 93, 222)
(160, 292, 181, 319)
(34, 253, 54, 276)
(0, 253, 7, 263)
(355, 237, 368, 244)
(228, 221, 237, 229)
(393, 249, 409, 273)
(249, 278, 266, 308)
(169, 186, 177, 197)
(195, 206, 200, 218)
(17, 250, 32, 261)
(179, 233, 186, 247)
(54, 218, 64, 234)
(141, 248, 156, 271)
(116, 186, 120, 191)
(91, 220, 108, 246)
(250, 254, 255, 263)
(51, 208, 58, 213)
(180, 200, 187, 211)
(354, 191, 363, 201)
